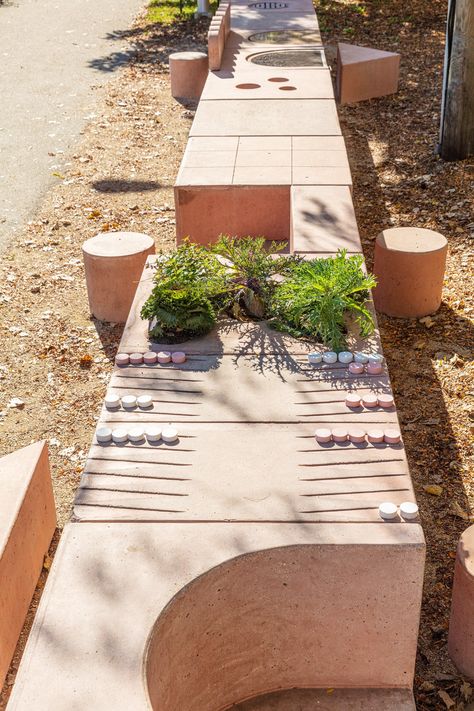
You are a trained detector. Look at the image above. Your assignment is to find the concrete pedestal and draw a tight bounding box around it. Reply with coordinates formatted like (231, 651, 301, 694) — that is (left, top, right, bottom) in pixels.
(373, 227, 447, 318)
(169, 51, 208, 101)
(448, 524, 474, 677)
(82, 231, 155, 323)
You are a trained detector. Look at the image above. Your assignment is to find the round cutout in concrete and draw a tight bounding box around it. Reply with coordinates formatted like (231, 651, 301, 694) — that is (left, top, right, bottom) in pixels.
(279, 85, 297, 91)
(236, 83, 261, 89)
(267, 77, 289, 82)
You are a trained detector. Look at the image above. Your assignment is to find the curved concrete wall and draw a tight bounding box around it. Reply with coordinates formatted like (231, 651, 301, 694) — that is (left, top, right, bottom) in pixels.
(146, 541, 424, 711)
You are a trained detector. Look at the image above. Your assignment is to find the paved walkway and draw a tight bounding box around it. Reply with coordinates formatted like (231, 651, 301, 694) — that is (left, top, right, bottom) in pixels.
(0, 0, 144, 250)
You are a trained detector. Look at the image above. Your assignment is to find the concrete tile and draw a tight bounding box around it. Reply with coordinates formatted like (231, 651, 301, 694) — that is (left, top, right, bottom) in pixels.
(183, 150, 236, 168)
(187, 136, 239, 151)
(292, 165, 352, 185)
(238, 136, 291, 149)
(292, 149, 350, 167)
(290, 185, 361, 252)
(235, 149, 291, 167)
(190, 99, 341, 136)
(292, 135, 346, 150)
(176, 166, 234, 186)
(233, 165, 292, 184)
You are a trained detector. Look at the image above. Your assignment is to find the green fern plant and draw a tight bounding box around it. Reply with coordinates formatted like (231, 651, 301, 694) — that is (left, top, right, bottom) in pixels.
(271, 251, 376, 350)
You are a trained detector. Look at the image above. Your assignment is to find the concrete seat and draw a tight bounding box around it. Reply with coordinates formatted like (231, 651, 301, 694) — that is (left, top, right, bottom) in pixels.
(208, 1, 231, 71)
(373, 227, 447, 318)
(169, 51, 208, 102)
(82, 231, 155, 323)
(448, 524, 474, 677)
(336, 43, 400, 104)
(0, 442, 55, 689)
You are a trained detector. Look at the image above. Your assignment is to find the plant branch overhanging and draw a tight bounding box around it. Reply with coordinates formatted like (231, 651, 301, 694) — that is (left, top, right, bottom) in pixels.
(140, 236, 377, 349)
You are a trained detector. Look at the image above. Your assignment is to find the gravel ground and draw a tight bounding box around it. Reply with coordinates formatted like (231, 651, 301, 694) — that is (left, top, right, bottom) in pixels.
(1, 1, 473, 708)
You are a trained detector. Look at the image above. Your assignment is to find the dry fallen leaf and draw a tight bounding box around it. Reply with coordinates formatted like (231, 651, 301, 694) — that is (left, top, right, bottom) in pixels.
(79, 354, 93, 369)
(424, 484, 443, 496)
(43, 554, 52, 571)
(438, 689, 455, 709)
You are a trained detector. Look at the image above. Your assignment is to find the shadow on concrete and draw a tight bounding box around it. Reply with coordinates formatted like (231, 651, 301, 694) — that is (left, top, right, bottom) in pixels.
(92, 179, 162, 193)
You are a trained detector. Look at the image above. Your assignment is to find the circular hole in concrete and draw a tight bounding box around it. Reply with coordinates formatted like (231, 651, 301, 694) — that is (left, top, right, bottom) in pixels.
(278, 85, 297, 91)
(235, 83, 261, 89)
(248, 49, 325, 67)
(267, 77, 289, 82)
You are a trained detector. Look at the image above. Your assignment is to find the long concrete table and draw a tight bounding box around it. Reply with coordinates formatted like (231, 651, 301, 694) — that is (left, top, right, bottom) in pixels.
(7, 1, 425, 709)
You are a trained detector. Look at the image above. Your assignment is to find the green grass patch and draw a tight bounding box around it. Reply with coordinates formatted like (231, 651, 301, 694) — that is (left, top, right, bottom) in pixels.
(147, 0, 217, 25)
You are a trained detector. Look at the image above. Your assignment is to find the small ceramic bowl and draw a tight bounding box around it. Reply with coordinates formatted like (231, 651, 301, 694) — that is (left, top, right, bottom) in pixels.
(353, 352, 369, 364)
(128, 427, 145, 443)
(137, 395, 153, 409)
(145, 426, 162, 443)
(348, 427, 366, 444)
(348, 362, 364, 375)
(315, 428, 332, 443)
(105, 394, 121, 410)
(112, 428, 128, 444)
(367, 429, 384, 444)
(366, 362, 383, 375)
(338, 351, 353, 364)
(368, 353, 384, 364)
(377, 393, 394, 409)
(345, 393, 362, 408)
(162, 425, 179, 443)
(332, 427, 348, 443)
(362, 394, 378, 408)
(308, 352, 323, 365)
(143, 351, 158, 365)
(172, 351, 186, 364)
(121, 395, 137, 410)
(400, 501, 419, 520)
(157, 351, 171, 364)
(96, 427, 112, 444)
(379, 502, 398, 520)
(322, 351, 338, 364)
(115, 353, 130, 366)
(129, 353, 143, 365)
(384, 428, 402, 444)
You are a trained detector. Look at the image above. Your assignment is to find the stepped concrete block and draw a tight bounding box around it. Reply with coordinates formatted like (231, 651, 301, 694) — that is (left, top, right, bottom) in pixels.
(337, 42, 400, 104)
(7, 522, 424, 711)
(0, 441, 56, 689)
(169, 51, 208, 101)
(373, 227, 448, 318)
(290, 185, 361, 253)
(82, 231, 155, 323)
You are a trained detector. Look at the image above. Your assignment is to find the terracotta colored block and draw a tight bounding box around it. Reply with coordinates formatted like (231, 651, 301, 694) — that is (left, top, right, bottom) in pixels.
(448, 525, 474, 676)
(7, 522, 424, 710)
(175, 184, 290, 243)
(82, 231, 155, 323)
(0, 442, 56, 689)
(234, 688, 416, 710)
(337, 42, 400, 104)
(290, 185, 361, 253)
(373, 227, 448, 318)
(169, 51, 208, 101)
(190, 99, 341, 136)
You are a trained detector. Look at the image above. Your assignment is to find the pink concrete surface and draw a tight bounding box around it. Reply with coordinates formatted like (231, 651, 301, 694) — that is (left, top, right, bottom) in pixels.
(448, 524, 474, 677)
(233, 688, 416, 710)
(336, 42, 400, 104)
(202, 67, 334, 100)
(7, 522, 424, 710)
(175, 184, 290, 242)
(190, 99, 341, 136)
(290, 185, 361, 253)
(373, 227, 448, 318)
(169, 51, 208, 101)
(0, 441, 56, 689)
(82, 231, 155, 323)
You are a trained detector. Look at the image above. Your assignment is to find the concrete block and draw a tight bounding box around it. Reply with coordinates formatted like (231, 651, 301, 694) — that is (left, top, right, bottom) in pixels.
(169, 51, 208, 101)
(448, 524, 474, 676)
(336, 42, 400, 104)
(0, 442, 56, 689)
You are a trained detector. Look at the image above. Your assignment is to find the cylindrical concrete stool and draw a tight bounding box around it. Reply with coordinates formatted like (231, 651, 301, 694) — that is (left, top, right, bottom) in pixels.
(169, 51, 208, 101)
(83, 232, 155, 323)
(448, 524, 474, 677)
(373, 227, 447, 318)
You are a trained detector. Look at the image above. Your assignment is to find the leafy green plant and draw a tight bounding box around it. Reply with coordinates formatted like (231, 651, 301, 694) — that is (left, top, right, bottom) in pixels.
(271, 251, 376, 350)
(211, 236, 299, 319)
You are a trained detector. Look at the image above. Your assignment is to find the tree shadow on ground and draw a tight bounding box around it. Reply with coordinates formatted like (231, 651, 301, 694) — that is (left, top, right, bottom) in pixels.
(92, 180, 162, 193)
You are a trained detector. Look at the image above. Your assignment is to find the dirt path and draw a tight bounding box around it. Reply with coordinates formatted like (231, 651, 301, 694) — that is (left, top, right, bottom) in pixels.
(0, 1, 473, 709)
(0, 0, 146, 249)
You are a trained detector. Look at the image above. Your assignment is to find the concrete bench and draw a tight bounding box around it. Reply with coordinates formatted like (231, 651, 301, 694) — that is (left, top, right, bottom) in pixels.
(336, 42, 400, 104)
(208, 1, 231, 71)
(0, 441, 55, 689)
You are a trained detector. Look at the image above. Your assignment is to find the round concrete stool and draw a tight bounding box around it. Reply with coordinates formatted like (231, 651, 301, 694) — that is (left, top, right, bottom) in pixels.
(373, 227, 447, 318)
(448, 524, 474, 677)
(169, 51, 208, 101)
(83, 232, 155, 323)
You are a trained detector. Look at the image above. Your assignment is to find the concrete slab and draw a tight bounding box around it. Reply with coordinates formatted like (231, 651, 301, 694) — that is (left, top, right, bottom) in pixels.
(190, 99, 341, 136)
(290, 185, 361, 253)
(225, 28, 323, 48)
(202, 68, 334, 100)
(0, 442, 56, 688)
(7, 522, 424, 710)
(337, 42, 400, 104)
(230, 10, 319, 31)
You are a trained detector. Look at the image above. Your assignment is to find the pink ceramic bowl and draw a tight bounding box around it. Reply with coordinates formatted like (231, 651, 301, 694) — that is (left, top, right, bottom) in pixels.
(348, 428, 366, 444)
(315, 428, 332, 443)
(129, 352, 143, 365)
(348, 362, 364, 375)
(345, 393, 361, 408)
(157, 351, 171, 364)
(172, 351, 186, 364)
(367, 429, 384, 444)
(332, 427, 348, 443)
(362, 394, 378, 408)
(115, 353, 130, 366)
(384, 428, 402, 444)
(377, 393, 394, 409)
(143, 351, 158, 365)
(366, 362, 383, 375)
